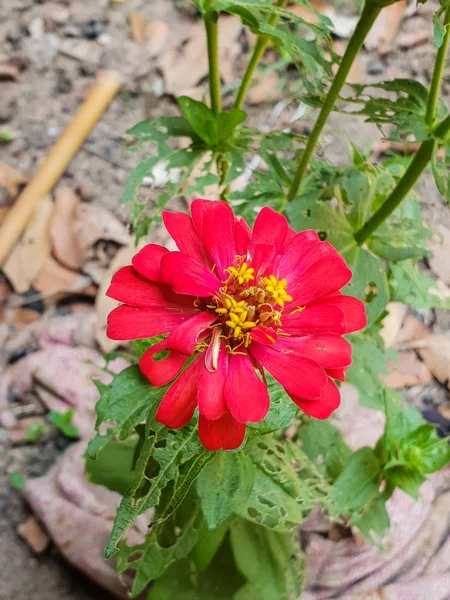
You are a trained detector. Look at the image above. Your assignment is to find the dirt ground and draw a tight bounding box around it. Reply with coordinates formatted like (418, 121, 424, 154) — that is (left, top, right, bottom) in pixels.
(1, 0, 450, 599)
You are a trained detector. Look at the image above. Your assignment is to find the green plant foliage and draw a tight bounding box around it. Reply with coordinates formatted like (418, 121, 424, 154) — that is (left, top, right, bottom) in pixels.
(197, 453, 255, 529)
(85, 438, 137, 496)
(432, 143, 450, 201)
(433, 0, 450, 46)
(248, 374, 298, 436)
(332, 447, 383, 511)
(10, 472, 26, 491)
(389, 260, 450, 309)
(229, 519, 304, 600)
(49, 409, 79, 439)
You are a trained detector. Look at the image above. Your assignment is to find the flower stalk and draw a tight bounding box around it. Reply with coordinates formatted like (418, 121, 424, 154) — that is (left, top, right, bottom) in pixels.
(426, 4, 450, 126)
(286, 1, 382, 202)
(205, 10, 222, 115)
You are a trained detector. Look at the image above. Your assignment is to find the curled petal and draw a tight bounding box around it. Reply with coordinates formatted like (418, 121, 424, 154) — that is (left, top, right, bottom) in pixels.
(160, 252, 221, 297)
(107, 305, 196, 340)
(198, 409, 246, 451)
(162, 211, 206, 265)
(326, 367, 347, 382)
(155, 356, 203, 428)
(166, 312, 217, 355)
(273, 334, 352, 369)
(252, 207, 288, 255)
(107, 266, 195, 309)
(139, 340, 186, 387)
(132, 244, 168, 282)
(314, 294, 367, 334)
(289, 377, 340, 419)
(250, 342, 327, 400)
(224, 352, 269, 423)
(250, 326, 278, 346)
(198, 340, 228, 420)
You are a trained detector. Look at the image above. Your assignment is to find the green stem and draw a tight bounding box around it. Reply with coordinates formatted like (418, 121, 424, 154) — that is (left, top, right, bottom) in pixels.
(234, 0, 287, 111)
(286, 1, 382, 202)
(426, 4, 450, 125)
(354, 113, 450, 245)
(205, 11, 222, 115)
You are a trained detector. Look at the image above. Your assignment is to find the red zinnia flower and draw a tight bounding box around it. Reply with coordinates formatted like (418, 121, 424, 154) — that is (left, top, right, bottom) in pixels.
(106, 200, 366, 451)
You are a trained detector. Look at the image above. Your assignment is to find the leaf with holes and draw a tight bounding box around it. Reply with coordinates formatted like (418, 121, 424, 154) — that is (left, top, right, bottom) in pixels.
(248, 374, 297, 436)
(389, 260, 450, 309)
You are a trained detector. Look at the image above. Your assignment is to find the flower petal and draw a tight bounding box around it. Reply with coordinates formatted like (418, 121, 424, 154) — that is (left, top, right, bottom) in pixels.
(107, 305, 195, 340)
(278, 229, 319, 269)
(197, 201, 237, 279)
(314, 294, 367, 334)
(155, 356, 203, 428)
(224, 352, 269, 423)
(279, 240, 338, 285)
(250, 326, 278, 345)
(326, 367, 347, 382)
(139, 340, 187, 386)
(198, 410, 246, 451)
(252, 207, 288, 255)
(250, 342, 328, 400)
(289, 377, 340, 419)
(247, 242, 275, 280)
(282, 304, 345, 335)
(107, 266, 195, 309)
(198, 341, 228, 420)
(289, 256, 352, 306)
(162, 211, 206, 265)
(235, 217, 251, 256)
(273, 334, 352, 369)
(160, 252, 221, 297)
(166, 312, 217, 355)
(132, 244, 168, 282)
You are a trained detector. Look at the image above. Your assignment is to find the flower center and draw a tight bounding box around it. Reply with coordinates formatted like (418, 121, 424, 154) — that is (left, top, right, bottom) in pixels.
(205, 258, 292, 351)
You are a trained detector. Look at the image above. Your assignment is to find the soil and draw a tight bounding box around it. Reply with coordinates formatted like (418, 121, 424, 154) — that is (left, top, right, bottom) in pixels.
(1, 0, 450, 599)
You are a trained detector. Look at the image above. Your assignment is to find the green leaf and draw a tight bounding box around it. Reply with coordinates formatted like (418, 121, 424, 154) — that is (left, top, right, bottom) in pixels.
(384, 466, 425, 499)
(230, 519, 304, 600)
(10, 472, 26, 490)
(248, 374, 297, 436)
(389, 260, 450, 309)
(117, 495, 206, 596)
(431, 143, 450, 201)
(85, 438, 137, 496)
(344, 247, 389, 325)
(26, 420, 47, 442)
(297, 420, 352, 481)
(351, 495, 390, 545)
(342, 171, 373, 231)
(332, 447, 383, 511)
(105, 422, 212, 558)
(401, 424, 450, 474)
(87, 365, 165, 459)
(49, 409, 79, 439)
(197, 453, 255, 529)
(191, 520, 231, 572)
(433, 0, 450, 47)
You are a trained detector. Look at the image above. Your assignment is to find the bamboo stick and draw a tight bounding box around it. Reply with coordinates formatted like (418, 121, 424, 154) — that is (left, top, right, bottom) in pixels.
(0, 70, 123, 266)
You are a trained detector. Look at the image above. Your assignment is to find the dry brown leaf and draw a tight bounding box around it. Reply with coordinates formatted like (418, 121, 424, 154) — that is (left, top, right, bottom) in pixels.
(95, 243, 139, 353)
(17, 516, 50, 554)
(381, 351, 433, 389)
(33, 256, 95, 298)
(379, 302, 407, 348)
(428, 226, 450, 285)
(6, 308, 42, 331)
(409, 334, 450, 389)
(0, 63, 20, 82)
(128, 12, 146, 44)
(247, 71, 281, 105)
(51, 187, 84, 270)
(438, 402, 450, 420)
(371, 139, 422, 158)
(2, 195, 53, 293)
(145, 20, 169, 57)
(395, 314, 430, 346)
(364, 0, 407, 52)
(73, 203, 131, 260)
(396, 30, 431, 49)
(0, 161, 28, 200)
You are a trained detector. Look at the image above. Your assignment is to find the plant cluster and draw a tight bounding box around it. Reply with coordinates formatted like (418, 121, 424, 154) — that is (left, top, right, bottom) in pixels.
(86, 0, 450, 597)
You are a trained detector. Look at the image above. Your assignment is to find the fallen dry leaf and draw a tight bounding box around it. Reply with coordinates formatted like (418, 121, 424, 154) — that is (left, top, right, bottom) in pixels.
(0, 206, 8, 225)
(410, 334, 450, 390)
(429, 226, 450, 285)
(33, 256, 95, 298)
(247, 70, 281, 104)
(438, 402, 450, 420)
(372, 138, 422, 158)
(2, 195, 53, 293)
(395, 314, 430, 346)
(6, 308, 42, 331)
(145, 20, 169, 57)
(73, 203, 131, 260)
(128, 12, 146, 44)
(0, 161, 28, 200)
(364, 0, 407, 53)
(396, 29, 431, 49)
(380, 302, 408, 348)
(51, 187, 84, 270)
(17, 516, 50, 554)
(382, 351, 433, 389)
(0, 63, 20, 82)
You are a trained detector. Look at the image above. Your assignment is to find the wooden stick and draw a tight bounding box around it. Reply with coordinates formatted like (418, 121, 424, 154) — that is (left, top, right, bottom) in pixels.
(0, 70, 123, 266)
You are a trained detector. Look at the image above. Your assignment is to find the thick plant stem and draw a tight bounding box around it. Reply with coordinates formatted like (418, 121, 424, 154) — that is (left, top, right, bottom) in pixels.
(426, 4, 450, 125)
(286, 1, 381, 202)
(354, 113, 450, 245)
(205, 11, 222, 115)
(234, 0, 287, 111)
